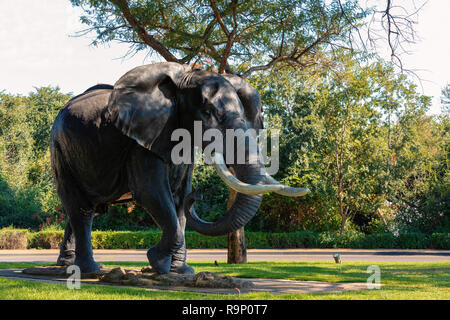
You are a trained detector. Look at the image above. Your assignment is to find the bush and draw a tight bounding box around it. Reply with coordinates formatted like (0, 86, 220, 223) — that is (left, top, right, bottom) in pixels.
(397, 232, 431, 249)
(28, 230, 64, 249)
(359, 233, 397, 249)
(245, 232, 271, 248)
(431, 233, 450, 249)
(315, 231, 365, 248)
(92, 205, 157, 231)
(336, 231, 365, 248)
(91, 230, 162, 249)
(185, 232, 228, 249)
(0, 228, 29, 249)
(268, 231, 319, 248)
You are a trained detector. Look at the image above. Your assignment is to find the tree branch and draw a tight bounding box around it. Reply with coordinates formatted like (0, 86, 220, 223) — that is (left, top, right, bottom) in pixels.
(208, 0, 239, 73)
(209, 0, 230, 36)
(109, 0, 179, 62)
(241, 31, 326, 78)
(180, 18, 218, 64)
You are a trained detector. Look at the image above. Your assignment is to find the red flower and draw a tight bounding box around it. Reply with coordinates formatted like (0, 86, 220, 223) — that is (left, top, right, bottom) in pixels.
(127, 204, 136, 213)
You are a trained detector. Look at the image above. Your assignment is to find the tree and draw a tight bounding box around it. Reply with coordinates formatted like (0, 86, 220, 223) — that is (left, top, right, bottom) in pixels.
(0, 88, 71, 228)
(388, 101, 448, 233)
(252, 52, 440, 235)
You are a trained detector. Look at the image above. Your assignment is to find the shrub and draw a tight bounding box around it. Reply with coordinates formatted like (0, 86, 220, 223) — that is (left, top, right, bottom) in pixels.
(431, 233, 450, 249)
(336, 231, 365, 248)
(92, 205, 157, 231)
(397, 232, 431, 249)
(91, 230, 162, 249)
(269, 231, 319, 248)
(0, 228, 29, 249)
(359, 233, 397, 249)
(28, 230, 64, 249)
(245, 232, 271, 248)
(185, 232, 228, 249)
(317, 232, 336, 248)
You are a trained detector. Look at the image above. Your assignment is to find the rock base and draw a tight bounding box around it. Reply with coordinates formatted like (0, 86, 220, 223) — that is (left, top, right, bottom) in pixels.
(22, 266, 254, 289)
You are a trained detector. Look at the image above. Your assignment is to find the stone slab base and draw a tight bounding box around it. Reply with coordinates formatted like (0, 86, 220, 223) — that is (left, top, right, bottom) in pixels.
(0, 267, 371, 295)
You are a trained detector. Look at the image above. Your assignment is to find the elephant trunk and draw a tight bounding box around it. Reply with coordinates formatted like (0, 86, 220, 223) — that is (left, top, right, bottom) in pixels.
(184, 159, 265, 236)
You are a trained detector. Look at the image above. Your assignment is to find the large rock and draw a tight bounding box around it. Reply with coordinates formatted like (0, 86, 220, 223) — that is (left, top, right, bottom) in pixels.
(192, 272, 254, 289)
(100, 267, 126, 283)
(22, 265, 254, 289)
(99, 267, 254, 288)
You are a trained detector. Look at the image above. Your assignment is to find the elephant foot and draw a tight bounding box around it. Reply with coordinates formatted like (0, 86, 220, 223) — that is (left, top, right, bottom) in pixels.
(147, 246, 172, 274)
(56, 250, 75, 266)
(170, 261, 195, 274)
(74, 257, 100, 273)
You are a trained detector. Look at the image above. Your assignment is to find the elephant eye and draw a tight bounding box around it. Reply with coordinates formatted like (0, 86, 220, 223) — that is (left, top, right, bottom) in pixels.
(202, 108, 212, 117)
(202, 102, 216, 118)
(202, 103, 224, 122)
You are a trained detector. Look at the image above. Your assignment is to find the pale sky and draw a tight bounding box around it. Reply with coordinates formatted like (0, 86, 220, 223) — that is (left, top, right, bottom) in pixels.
(0, 0, 448, 114)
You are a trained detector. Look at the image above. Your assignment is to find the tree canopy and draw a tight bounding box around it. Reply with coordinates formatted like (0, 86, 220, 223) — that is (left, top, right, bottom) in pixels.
(71, 0, 419, 75)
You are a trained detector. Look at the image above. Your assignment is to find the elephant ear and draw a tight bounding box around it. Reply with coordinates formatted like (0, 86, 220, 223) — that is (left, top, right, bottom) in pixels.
(108, 62, 191, 150)
(222, 74, 264, 130)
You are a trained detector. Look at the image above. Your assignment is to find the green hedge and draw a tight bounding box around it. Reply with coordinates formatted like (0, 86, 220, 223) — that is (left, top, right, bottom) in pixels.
(431, 233, 450, 249)
(1, 228, 448, 250)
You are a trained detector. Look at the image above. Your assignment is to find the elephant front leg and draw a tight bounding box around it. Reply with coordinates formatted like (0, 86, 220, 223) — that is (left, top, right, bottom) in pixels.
(170, 205, 194, 274)
(140, 202, 184, 274)
(170, 242, 194, 274)
(168, 164, 195, 274)
(127, 150, 186, 274)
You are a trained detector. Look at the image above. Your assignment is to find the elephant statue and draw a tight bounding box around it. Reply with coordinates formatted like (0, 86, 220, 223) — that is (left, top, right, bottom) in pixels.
(50, 62, 309, 274)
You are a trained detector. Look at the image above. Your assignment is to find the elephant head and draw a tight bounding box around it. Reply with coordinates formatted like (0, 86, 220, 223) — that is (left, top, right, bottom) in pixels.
(107, 62, 309, 236)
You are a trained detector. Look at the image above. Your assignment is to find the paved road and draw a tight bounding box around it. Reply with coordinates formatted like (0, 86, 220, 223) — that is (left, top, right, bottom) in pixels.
(1, 249, 449, 263)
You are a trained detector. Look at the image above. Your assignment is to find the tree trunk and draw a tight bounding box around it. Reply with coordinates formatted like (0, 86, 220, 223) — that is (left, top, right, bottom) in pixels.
(226, 168, 247, 264)
(227, 227, 247, 264)
(340, 215, 347, 235)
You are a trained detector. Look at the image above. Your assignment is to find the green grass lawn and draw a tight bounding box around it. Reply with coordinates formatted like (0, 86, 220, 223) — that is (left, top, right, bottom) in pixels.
(0, 261, 448, 300)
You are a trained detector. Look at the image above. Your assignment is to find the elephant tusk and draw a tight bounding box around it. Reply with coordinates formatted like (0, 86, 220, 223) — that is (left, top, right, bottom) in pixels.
(264, 173, 310, 197)
(212, 152, 284, 195)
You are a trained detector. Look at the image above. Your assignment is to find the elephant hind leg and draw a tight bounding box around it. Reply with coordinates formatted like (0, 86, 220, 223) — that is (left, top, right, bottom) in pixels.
(52, 142, 99, 273)
(60, 194, 99, 273)
(55, 178, 99, 273)
(56, 220, 75, 266)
